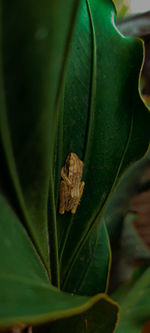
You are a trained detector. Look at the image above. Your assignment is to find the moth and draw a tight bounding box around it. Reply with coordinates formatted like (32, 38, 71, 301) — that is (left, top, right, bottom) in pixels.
(59, 152, 85, 214)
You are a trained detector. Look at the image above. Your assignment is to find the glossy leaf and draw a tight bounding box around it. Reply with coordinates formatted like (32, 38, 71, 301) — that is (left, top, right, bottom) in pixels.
(55, 0, 150, 294)
(0, 193, 119, 330)
(112, 266, 150, 333)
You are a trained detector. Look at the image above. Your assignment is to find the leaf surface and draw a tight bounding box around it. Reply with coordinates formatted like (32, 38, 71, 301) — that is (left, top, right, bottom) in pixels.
(55, 0, 150, 294)
(62, 219, 111, 295)
(0, 0, 80, 273)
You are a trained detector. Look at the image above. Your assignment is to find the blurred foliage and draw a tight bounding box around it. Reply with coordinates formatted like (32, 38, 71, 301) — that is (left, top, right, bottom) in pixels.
(113, 0, 130, 17)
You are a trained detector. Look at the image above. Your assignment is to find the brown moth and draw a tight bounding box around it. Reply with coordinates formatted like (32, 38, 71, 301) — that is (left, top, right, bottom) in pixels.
(59, 152, 85, 214)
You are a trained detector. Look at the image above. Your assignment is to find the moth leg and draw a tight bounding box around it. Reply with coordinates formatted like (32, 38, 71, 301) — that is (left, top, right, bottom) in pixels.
(71, 181, 85, 214)
(59, 180, 67, 214)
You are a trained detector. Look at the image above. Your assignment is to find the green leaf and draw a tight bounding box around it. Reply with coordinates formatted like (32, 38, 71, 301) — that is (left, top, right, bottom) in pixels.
(0, 193, 119, 330)
(0, 0, 81, 274)
(61, 219, 111, 295)
(55, 0, 150, 294)
(112, 266, 150, 333)
(33, 295, 119, 333)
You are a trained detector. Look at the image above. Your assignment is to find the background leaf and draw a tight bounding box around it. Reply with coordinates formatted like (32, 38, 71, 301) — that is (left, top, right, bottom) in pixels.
(112, 266, 150, 333)
(105, 152, 150, 244)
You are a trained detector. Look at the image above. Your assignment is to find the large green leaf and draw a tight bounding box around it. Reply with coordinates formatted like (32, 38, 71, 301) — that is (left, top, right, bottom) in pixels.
(54, 0, 150, 294)
(112, 266, 150, 333)
(0, 0, 80, 274)
(0, 193, 119, 330)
